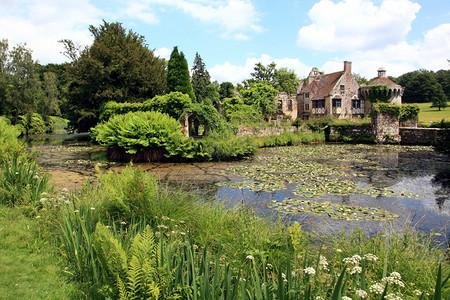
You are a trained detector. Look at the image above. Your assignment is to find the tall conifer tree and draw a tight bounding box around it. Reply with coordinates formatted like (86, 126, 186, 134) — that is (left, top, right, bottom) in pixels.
(166, 46, 195, 101)
(191, 52, 210, 103)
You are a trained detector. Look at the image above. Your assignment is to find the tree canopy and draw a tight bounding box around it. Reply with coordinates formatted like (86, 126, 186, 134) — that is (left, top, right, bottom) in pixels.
(166, 46, 195, 102)
(65, 21, 166, 131)
(243, 62, 300, 94)
(191, 52, 211, 103)
(398, 70, 447, 106)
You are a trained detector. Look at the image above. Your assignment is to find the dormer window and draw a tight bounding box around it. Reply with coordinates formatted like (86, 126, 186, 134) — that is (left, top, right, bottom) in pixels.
(305, 92, 310, 98)
(340, 85, 345, 91)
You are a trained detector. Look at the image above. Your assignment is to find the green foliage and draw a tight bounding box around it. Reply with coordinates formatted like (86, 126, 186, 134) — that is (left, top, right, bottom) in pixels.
(219, 81, 235, 100)
(166, 46, 196, 101)
(398, 69, 448, 104)
(191, 52, 211, 103)
(367, 84, 392, 103)
(253, 131, 325, 147)
(147, 91, 193, 119)
(0, 116, 24, 156)
(399, 104, 420, 122)
(223, 97, 263, 125)
(18, 113, 48, 135)
(196, 132, 256, 161)
(65, 21, 166, 131)
(241, 81, 278, 120)
(372, 103, 401, 118)
(92, 110, 187, 155)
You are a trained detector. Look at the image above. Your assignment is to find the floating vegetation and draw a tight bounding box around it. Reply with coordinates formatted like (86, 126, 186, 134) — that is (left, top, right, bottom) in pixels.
(215, 144, 423, 201)
(270, 198, 399, 221)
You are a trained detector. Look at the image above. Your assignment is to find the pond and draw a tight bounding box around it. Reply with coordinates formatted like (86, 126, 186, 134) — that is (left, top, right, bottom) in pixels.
(30, 134, 449, 242)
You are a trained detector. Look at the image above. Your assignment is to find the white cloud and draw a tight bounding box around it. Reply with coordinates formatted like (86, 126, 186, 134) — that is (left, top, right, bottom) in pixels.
(126, 0, 262, 39)
(209, 54, 311, 84)
(154, 47, 172, 59)
(297, 0, 420, 51)
(0, 0, 101, 64)
(323, 23, 450, 79)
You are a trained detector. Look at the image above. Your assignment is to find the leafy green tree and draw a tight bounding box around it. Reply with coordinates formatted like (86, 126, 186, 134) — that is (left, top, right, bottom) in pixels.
(241, 82, 278, 120)
(39, 72, 60, 117)
(145, 91, 192, 119)
(191, 52, 210, 103)
(243, 62, 300, 94)
(204, 83, 220, 108)
(3, 42, 42, 123)
(435, 69, 450, 100)
(219, 82, 234, 100)
(0, 39, 8, 116)
(353, 73, 369, 86)
(65, 21, 166, 131)
(398, 70, 446, 104)
(430, 85, 448, 110)
(166, 46, 195, 101)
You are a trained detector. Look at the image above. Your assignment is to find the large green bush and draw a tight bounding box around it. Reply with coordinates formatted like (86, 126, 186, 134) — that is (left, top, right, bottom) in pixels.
(92, 111, 187, 155)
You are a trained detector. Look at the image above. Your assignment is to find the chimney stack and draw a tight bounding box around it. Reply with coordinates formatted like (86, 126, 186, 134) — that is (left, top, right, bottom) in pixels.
(344, 61, 352, 74)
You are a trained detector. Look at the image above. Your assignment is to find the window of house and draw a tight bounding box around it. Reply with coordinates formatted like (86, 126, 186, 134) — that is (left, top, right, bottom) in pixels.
(352, 99, 361, 108)
(340, 85, 345, 91)
(332, 99, 341, 107)
(305, 92, 310, 98)
(312, 100, 325, 108)
(305, 103, 309, 110)
(287, 100, 293, 111)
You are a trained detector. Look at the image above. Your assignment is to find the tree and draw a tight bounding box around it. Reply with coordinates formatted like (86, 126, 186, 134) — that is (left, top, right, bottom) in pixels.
(166, 46, 195, 101)
(204, 83, 220, 108)
(191, 52, 210, 103)
(66, 21, 166, 131)
(430, 85, 448, 110)
(3, 42, 42, 123)
(353, 73, 369, 86)
(243, 62, 300, 94)
(219, 82, 234, 100)
(39, 72, 60, 117)
(435, 69, 450, 100)
(241, 82, 278, 120)
(398, 70, 446, 104)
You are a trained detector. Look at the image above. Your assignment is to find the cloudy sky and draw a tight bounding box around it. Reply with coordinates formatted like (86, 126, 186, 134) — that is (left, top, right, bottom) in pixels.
(1, 0, 449, 83)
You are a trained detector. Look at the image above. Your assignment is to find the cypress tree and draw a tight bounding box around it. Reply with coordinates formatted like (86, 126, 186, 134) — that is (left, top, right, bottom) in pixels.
(166, 46, 196, 101)
(191, 52, 211, 103)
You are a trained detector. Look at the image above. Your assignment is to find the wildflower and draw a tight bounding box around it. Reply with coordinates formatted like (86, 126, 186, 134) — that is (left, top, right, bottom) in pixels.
(106, 226, 111, 229)
(120, 221, 126, 225)
(161, 216, 170, 221)
(74, 210, 79, 213)
(180, 232, 186, 236)
(40, 198, 47, 203)
(385, 293, 403, 300)
(239, 278, 246, 282)
(369, 283, 385, 294)
(90, 207, 95, 210)
(193, 244, 199, 250)
(413, 290, 422, 296)
(356, 289, 368, 298)
(343, 254, 362, 265)
(342, 297, 352, 300)
(266, 263, 273, 270)
(41, 192, 48, 196)
(315, 297, 324, 300)
(246, 255, 254, 260)
(157, 224, 168, 229)
(179, 220, 185, 224)
(336, 249, 343, 252)
(350, 266, 362, 275)
(303, 267, 316, 275)
(171, 230, 175, 235)
(319, 255, 329, 271)
(35, 216, 41, 219)
(363, 253, 378, 261)
(281, 273, 286, 279)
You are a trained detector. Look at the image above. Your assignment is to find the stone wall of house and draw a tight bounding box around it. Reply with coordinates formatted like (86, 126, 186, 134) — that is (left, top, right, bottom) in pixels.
(399, 127, 450, 145)
(237, 126, 297, 137)
(371, 112, 401, 144)
(328, 124, 372, 142)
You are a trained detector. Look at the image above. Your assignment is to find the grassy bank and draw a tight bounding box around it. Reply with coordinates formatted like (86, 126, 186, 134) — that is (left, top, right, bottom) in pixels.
(416, 102, 450, 123)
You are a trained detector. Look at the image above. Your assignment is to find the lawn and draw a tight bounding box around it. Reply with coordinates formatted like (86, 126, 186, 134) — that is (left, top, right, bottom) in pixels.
(0, 207, 81, 299)
(415, 101, 450, 123)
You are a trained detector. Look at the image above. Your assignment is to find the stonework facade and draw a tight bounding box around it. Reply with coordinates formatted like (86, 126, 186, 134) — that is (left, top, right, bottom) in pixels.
(278, 62, 404, 121)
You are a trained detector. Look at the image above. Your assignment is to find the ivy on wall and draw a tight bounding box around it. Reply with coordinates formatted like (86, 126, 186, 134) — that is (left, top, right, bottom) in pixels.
(367, 84, 391, 103)
(372, 103, 420, 122)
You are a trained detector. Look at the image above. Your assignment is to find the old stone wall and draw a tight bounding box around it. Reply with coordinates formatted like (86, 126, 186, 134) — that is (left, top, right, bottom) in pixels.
(371, 112, 401, 144)
(237, 126, 297, 137)
(399, 127, 450, 145)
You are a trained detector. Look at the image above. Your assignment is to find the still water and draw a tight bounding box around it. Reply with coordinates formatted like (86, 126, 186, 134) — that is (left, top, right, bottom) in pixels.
(31, 134, 449, 241)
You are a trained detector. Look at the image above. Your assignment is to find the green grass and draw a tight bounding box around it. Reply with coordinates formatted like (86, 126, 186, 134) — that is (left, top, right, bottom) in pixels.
(0, 206, 81, 299)
(415, 102, 450, 122)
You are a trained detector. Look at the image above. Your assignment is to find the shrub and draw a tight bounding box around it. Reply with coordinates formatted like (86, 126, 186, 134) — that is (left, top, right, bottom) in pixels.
(92, 111, 188, 155)
(18, 113, 48, 135)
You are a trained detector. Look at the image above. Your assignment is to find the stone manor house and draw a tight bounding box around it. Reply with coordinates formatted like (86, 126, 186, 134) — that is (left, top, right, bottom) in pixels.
(277, 61, 404, 120)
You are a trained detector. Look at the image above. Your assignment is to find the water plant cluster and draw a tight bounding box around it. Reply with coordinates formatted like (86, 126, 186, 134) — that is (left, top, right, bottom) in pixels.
(215, 144, 425, 221)
(0, 119, 448, 299)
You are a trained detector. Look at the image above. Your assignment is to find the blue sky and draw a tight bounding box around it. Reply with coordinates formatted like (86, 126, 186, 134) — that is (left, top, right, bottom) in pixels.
(1, 0, 449, 83)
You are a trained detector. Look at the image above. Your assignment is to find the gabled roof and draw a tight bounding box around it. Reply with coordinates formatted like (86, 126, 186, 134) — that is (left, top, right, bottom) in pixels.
(300, 71, 343, 100)
(368, 76, 401, 88)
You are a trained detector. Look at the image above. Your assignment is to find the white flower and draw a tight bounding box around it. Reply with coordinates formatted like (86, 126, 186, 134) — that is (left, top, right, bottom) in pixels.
(369, 283, 385, 294)
(193, 244, 199, 250)
(350, 266, 362, 275)
(413, 290, 422, 296)
(74, 210, 79, 213)
(342, 297, 352, 300)
(336, 248, 343, 252)
(319, 255, 329, 271)
(385, 293, 403, 300)
(315, 297, 324, 300)
(343, 254, 362, 265)
(363, 253, 378, 261)
(90, 207, 95, 210)
(35, 216, 41, 219)
(303, 267, 316, 275)
(281, 273, 286, 279)
(266, 263, 273, 270)
(356, 289, 368, 298)
(180, 232, 186, 236)
(246, 255, 254, 260)
(239, 278, 246, 282)
(120, 221, 126, 225)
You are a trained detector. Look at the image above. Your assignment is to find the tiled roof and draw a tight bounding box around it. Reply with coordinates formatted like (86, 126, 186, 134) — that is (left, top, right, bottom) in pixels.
(300, 71, 343, 100)
(368, 76, 401, 88)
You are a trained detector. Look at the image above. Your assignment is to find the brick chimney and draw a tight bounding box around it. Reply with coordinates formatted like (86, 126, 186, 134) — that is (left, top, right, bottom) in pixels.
(344, 61, 352, 74)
